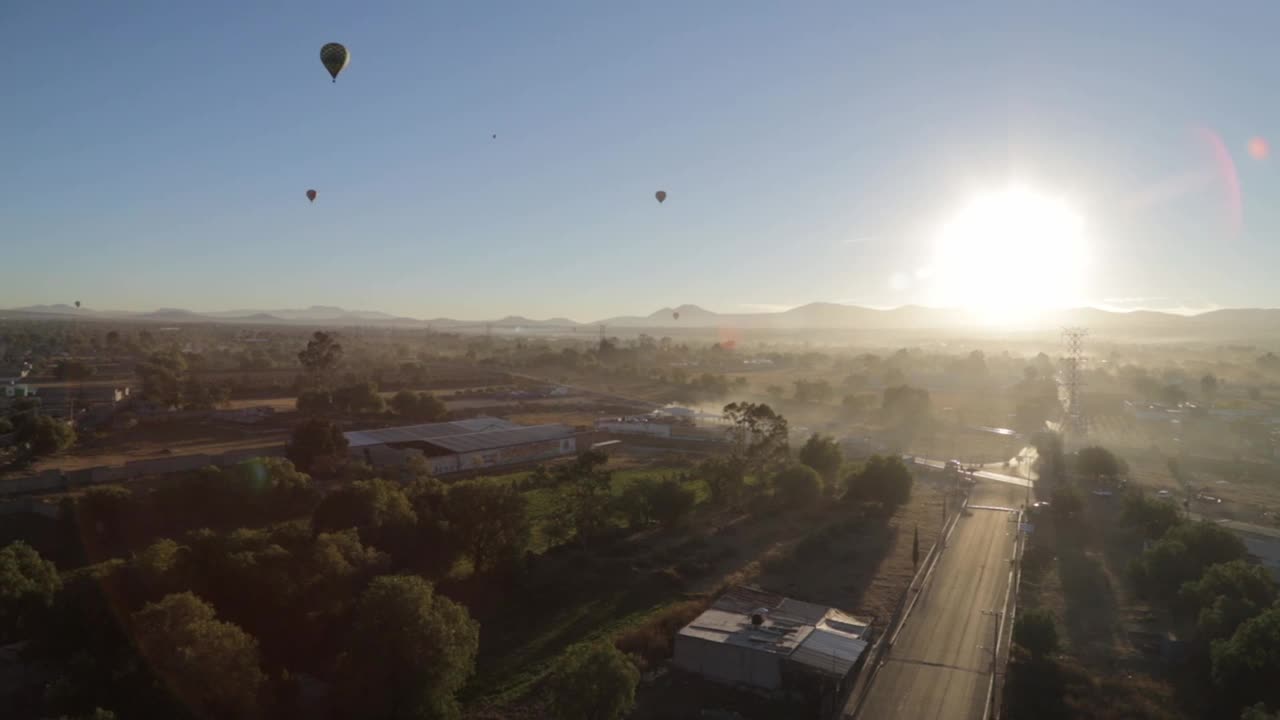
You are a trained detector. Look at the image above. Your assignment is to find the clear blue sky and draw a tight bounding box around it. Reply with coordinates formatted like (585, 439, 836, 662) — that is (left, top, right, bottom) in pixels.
(5, 1, 1279, 321)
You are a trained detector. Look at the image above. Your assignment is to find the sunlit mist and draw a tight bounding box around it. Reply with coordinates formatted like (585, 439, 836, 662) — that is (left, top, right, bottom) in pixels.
(929, 186, 1088, 326)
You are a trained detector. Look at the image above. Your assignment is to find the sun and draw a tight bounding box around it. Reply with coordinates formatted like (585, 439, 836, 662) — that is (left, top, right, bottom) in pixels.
(928, 186, 1088, 325)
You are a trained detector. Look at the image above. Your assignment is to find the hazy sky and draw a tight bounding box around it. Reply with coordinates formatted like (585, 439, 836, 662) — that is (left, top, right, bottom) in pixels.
(6, 1, 1280, 321)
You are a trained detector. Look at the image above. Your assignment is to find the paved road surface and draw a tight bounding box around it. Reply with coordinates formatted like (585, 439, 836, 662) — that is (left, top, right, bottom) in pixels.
(852, 482, 1023, 720)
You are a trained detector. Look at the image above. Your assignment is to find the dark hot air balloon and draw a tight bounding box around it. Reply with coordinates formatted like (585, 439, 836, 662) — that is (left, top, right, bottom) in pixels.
(74, 301, 81, 309)
(320, 43, 349, 82)
(492, 133, 497, 139)
(655, 190, 667, 204)
(306, 189, 317, 203)
(673, 311, 680, 320)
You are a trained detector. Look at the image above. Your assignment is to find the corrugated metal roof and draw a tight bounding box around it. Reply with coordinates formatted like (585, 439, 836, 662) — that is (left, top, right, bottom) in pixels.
(790, 626, 868, 677)
(423, 424, 574, 453)
(344, 417, 521, 448)
(677, 608, 812, 656)
(676, 586, 872, 677)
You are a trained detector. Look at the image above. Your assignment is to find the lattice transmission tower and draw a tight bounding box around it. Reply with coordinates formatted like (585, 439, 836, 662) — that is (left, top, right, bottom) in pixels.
(1061, 327, 1088, 445)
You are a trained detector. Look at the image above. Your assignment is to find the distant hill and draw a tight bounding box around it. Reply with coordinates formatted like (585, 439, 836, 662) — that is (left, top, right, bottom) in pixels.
(2, 302, 1278, 338)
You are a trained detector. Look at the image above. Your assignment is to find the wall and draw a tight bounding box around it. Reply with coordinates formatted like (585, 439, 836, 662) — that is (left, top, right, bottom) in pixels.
(673, 634, 784, 691)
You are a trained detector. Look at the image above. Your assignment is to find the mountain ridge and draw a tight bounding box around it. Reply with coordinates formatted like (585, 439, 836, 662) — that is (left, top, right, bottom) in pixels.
(3, 302, 1277, 335)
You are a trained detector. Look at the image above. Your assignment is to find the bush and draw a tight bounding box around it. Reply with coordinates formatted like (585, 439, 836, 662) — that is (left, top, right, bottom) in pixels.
(546, 641, 640, 720)
(774, 464, 822, 507)
(1013, 608, 1059, 658)
(1131, 521, 1248, 603)
(845, 454, 912, 507)
(614, 600, 708, 670)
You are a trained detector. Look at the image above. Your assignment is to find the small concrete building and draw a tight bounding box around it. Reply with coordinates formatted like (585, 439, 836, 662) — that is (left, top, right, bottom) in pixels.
(673, 586, 870, 711)
(344, 417, 578, 475)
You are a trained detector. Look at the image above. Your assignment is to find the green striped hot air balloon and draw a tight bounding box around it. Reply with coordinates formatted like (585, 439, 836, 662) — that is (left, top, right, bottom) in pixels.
(320, 43, 349, 83)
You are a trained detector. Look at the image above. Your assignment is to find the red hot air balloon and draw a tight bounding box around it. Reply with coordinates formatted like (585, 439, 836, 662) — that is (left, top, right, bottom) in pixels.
(306, 189, 317, 203)
(655, 190, 667, 204)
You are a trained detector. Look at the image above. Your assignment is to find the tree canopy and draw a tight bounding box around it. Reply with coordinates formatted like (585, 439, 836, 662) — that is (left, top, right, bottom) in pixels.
(798, 433, 842, 487)
(774, 464, 822, 507)
(130, 592, 266, 719)
(1013, 608, 1059, 659)
(545, 640, 640, 720)
(286, 418, 349, 475)
(0, 541, 61, 641)
(1212, 606, 1280, 713)
(446, 482, 530, 573)
(336, 575, 479, 720)
(845, 454, 913, 507)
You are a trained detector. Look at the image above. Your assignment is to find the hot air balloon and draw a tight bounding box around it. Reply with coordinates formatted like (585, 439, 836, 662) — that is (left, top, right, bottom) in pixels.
(655, 190, 667, 204)
(306, 189, 317, 203)
(673, 311, 680, 320)
(74, 300, 81, 309)
(320, 43, 349, 82)
(492, 133, 497, 140)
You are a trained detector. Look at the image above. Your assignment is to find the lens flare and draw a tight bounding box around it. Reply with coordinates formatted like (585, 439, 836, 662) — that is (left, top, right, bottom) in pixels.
(1248, 136, 1270, 160)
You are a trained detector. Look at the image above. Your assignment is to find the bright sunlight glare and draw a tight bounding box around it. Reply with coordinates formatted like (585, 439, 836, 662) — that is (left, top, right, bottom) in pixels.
(928, 186, 1088, 326)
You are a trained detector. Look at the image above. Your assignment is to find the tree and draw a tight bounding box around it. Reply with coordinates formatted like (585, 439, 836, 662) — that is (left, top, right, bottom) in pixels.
(313, 479, 418, 562)
(19, 414, 76, 457)
(1202, 373, 1220, 403)
(1161, 383, 1188, 406)
(793, 378, 833, 404)
(446, 482, 530, 573)
(1178, 560, 1278, 643)
(131, 592, 266, 719)
(391, 391, 447, 422)
(54, 360, 94, 381)
(296, 389, 333, 414)
(845, 454, 913, 506)
(1212, 606, 1280, 712)
(1119, 490, 1184, 541)
(698, 455, 749, 508)
(545, 640, 640, 720)
(135, 350, 186, 408)
(0, 541, 61, 641)
(336, 575, 479, 720)
(617, 477, 694, 530)
(774, 464, 821, 507)
(297, 331, 343, 384)
(286, 418, 348, 474)
(554, 450, 615, 543)
(1131, 522, 1249, 602)
(1073, 446, 1126, 488)
(798, 433, 843, 487)
(1242, 704, 1280, 720)
(333, 381, 385, 414)
(723, 402, 789, 478)
(1013, 608, 1059, 659)
(1031, 430, 1066, 486)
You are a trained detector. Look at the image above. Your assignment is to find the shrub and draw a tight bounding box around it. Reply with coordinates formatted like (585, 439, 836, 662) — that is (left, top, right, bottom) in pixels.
(774, 465, 822, 507)
(1013, 608, 1059, 658)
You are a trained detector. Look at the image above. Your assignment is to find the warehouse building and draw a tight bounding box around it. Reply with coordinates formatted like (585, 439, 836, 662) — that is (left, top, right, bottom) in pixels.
(344, 417, 579, 475)
(673, 586, 871, 713)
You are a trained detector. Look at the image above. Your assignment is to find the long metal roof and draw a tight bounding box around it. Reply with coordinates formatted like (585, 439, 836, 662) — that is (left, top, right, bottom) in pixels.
(344, 417, 521, 448)
(422, 424, 575, 453)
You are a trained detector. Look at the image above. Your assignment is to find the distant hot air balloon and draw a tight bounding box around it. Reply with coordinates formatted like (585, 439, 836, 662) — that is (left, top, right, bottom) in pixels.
(655, 190, 667, 204)
(320, 43, 349, 82)
(673, 311, 680, 320)
(74, 300, 81, 309)
(492, 133, 497, 140)
(306, 189, 317, 203)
